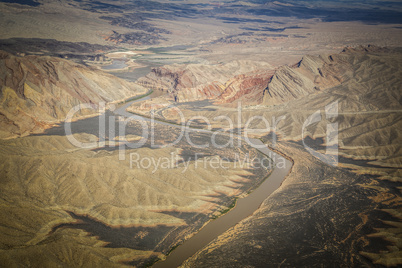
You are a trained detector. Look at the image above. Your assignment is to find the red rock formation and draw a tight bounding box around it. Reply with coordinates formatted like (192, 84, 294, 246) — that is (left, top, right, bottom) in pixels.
(138, 46, 391, 110)
(217, 70, 275, 104)
(136, 61, 274, 103)
(136, 52, 351, 107)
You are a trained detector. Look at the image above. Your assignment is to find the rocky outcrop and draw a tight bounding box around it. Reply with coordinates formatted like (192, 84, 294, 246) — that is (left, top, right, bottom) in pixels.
(0, 51, 146, 138)
(136, 60, 274, 103)
(217, 70, 275, 104)
(261, 54, 348, 105)
(137, 45, 397, 110)
(262, 46, 395, 106)
(136, 52, 352, 106)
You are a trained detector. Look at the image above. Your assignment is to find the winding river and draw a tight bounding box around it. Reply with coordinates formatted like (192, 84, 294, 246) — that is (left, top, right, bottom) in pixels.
(114, 97, 292, 268)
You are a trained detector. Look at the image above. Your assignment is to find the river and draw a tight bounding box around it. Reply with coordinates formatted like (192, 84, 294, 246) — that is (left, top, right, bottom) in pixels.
(113, 97, 292, 267)
(102, 59, 128, 70)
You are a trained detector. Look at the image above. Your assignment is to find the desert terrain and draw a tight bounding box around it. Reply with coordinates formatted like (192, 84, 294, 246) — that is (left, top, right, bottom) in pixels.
(0, 0, 401, 267)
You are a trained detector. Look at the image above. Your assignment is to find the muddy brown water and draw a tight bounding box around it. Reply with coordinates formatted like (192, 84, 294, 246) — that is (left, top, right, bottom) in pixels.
(114, 100, 293, 268)
(152, 140, 291, 267)
(45, 97, 292, 268)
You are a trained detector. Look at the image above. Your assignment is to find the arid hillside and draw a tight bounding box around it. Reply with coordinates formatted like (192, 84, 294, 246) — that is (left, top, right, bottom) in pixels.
(140, 46, 402, 175)
(130, 46, 402, 267)
(0, 51, 146, 138)
(136, 61, 273, 103)
(135, 45, 401, 108)
(0, 41, 400, 267)
(0, 120, 270, 267)
(183, 140, 401, 267)
(0, 0, 401, 267)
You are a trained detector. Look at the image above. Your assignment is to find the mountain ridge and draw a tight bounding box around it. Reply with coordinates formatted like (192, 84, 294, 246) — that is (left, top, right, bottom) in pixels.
(0, 50, 146, 138)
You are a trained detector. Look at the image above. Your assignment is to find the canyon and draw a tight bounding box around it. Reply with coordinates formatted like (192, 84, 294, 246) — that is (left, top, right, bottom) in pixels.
(0, 0, 401, 267)
(0, 44, 400, 267)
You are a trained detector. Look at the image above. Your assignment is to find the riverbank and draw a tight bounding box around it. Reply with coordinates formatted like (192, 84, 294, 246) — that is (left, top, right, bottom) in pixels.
(112, 98, 293, 267)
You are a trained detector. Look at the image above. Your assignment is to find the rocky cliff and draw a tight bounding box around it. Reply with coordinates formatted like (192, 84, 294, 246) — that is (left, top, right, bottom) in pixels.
(262, 51, 351, 105)
(135, 52, 349, 106)
(132, 46, 402, 127)
(138, 46, 397, 110)
(136, 61, 273, 103)
(217, 70, 275, 104)
(0, 51, 146, 138)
